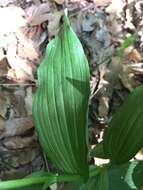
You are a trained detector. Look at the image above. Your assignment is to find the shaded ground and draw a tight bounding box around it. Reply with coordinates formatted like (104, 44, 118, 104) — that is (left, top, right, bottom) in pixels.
(0, 0, 143, 180)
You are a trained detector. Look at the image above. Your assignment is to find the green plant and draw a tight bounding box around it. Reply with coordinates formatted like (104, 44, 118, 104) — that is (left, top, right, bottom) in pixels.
(0, 10, 143, 190)
(117, 34, 137, 60)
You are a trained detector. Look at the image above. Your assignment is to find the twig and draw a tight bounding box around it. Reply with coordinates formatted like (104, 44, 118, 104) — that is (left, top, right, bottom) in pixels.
(0, 83, 36, 86)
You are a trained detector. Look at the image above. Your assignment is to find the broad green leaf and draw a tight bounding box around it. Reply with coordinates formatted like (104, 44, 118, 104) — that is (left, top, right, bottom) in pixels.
(132, 161, 143, 188)
(108, 160, 143, 190)
(61, 161, 143, 190)
(108, 162, 134, 190)
(32, 9, 90, 180)
(103, 85, 143, 164)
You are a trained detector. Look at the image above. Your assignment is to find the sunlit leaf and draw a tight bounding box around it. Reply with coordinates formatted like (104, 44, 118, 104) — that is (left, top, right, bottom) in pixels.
(32, 10, 90, 180)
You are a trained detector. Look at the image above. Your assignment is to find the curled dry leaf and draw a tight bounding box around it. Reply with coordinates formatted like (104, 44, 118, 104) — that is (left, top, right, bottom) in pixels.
(119, 66, 138, 92)
(107, 57, 140, 92)
(125, 49, 142, 63)
(26, 3, 51, 26)
(0, 57, 9, 79)
(54, 0, 65, 5)
(96, 57, 124, 118)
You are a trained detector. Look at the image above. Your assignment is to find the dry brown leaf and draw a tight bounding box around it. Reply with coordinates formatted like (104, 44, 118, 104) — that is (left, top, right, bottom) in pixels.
(3, 149, 39, 168)
(0, 92, 10, 119)
(0, 116, 5, 132)
(1, 166, 31, 180)
(119, 64, 140, 91)
(126, 49, 142, 63)
(54, 0, 65, 5)
(16, 28, 39, 61)
(48, 11, 63, 37)
(98, 97, 110, 118)
(26, 3, 51, 26)
(97, 59, 121, 118)
(17, 149, 39, 165)
(94, 0, 112, 7)
(11, 89, 27, 118)
(96, 59, 121, 98)
(7, 55, 34, 82)
(3, 136, 36, 149)
(0, 57, 9, 78)
(19, 42, 38, 61)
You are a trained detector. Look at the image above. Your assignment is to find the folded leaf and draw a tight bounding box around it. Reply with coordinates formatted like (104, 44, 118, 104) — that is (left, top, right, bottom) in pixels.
(103, 85, 143, 164)
(32, 10, 90, 180)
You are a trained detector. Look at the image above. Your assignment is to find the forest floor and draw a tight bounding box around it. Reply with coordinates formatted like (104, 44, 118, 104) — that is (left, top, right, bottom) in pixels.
(0, 0, 143, 181)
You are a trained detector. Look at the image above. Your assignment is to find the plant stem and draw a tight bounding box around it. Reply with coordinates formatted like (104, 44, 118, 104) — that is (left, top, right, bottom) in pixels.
(0, 166, 102, 190)
(0, 174, 82, 190)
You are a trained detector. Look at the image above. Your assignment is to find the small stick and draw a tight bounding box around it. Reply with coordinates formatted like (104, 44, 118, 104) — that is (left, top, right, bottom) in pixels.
(0, 83, 36, 86)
